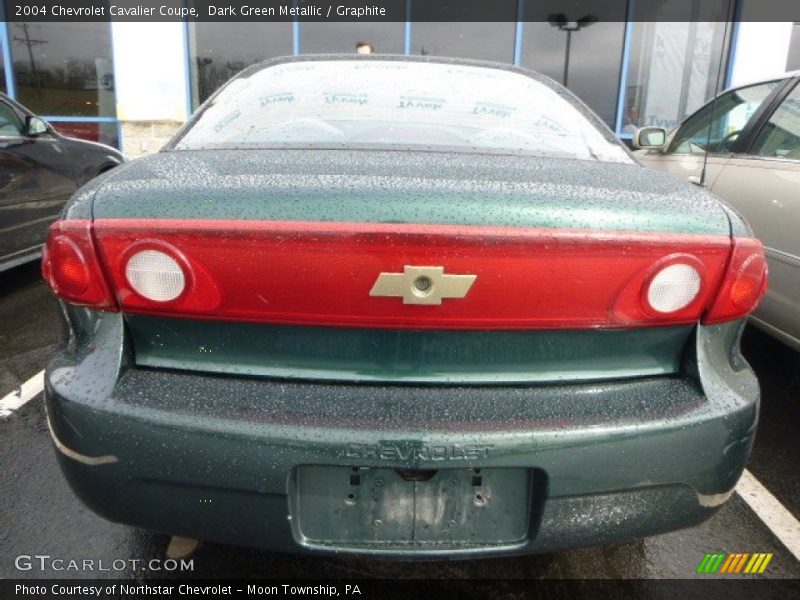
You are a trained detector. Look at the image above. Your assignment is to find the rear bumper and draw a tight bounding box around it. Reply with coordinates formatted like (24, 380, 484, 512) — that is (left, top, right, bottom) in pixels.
(45, 312, 759, 557)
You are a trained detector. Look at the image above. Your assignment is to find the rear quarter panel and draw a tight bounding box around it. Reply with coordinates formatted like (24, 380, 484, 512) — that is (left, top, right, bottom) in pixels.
(710, 157, 800, 347)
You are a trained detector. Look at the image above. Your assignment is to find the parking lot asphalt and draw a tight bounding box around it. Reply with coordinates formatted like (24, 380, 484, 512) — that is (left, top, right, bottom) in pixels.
(1, 260, 799, 586)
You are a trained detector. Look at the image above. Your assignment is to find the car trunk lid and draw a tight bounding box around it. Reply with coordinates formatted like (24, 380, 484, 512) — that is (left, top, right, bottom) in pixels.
(83, 149, 736, 384)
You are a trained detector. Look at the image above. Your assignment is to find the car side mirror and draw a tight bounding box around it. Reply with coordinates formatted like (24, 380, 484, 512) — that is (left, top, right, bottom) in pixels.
(24, 116, 49, 137)
(632, 127, 667, 150)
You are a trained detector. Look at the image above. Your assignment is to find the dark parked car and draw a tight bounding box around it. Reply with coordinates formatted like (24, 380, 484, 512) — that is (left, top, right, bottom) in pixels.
(42, 56, 767, 558)
(0, 93, 123, 271)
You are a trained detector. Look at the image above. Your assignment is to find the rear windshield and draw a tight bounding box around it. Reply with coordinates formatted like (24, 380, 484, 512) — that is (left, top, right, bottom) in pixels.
(174, 59, 631, 163)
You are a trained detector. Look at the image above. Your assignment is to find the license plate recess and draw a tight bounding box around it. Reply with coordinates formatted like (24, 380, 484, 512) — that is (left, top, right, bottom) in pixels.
(290, 466, 530, 549)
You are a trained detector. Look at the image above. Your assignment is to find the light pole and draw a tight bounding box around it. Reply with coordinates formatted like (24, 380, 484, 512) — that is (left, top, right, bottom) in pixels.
(547, 14, 597, 88)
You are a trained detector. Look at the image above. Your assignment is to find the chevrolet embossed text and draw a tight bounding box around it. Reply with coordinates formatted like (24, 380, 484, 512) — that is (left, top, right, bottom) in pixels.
(345, 443, 493, 461)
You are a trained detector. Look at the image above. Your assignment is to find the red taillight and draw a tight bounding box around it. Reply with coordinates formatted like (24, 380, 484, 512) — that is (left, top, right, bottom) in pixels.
(46, 219, 767, 330)
(91, 218, 740, 330)
(51, 237, 90, 295)
(703, 238, 767, 325)
(42, 221, 117, 309)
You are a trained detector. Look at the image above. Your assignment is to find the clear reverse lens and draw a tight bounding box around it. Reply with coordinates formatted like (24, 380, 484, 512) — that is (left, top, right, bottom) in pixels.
(125, 250, 185, 302)
(647, 263, 701, 313)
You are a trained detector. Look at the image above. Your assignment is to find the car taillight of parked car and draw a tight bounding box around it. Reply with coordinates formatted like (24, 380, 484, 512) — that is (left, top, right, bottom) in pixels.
(41, 221, 117, 310)
(703, 237, 768, 324)
(42, 219, 767, 328)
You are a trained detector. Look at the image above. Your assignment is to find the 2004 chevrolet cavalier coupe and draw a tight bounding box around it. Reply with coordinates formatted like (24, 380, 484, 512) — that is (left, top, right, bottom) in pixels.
(43, 56, 767, 557)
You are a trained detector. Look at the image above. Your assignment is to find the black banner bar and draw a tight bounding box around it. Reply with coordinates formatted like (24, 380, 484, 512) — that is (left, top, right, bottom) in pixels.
(3, 579, 800, 600)
(3, 0, 800, 22)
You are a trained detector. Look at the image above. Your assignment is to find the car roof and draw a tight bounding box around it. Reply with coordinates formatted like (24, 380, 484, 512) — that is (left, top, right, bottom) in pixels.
(728, 70, 799, 90)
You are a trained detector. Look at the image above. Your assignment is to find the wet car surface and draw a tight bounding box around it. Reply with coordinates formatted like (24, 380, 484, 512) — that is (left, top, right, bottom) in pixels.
(1, 262, 799, 587)
(37, 56, 770, 557)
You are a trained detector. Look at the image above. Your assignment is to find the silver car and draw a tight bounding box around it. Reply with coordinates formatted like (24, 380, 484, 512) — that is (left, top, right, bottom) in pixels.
(634, 72, 800, 351)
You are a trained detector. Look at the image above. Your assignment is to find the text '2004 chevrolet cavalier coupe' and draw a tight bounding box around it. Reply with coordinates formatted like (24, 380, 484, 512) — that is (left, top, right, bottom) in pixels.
(42, 56, 767, 557)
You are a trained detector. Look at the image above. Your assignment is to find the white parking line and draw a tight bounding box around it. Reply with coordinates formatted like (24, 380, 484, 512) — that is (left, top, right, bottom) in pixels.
(737, 469, 800, 561)
(0, 370, 44, 418)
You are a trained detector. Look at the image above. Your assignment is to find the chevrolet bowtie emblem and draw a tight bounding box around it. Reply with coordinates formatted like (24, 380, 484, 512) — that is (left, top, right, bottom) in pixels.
(369, 266, 477, 305)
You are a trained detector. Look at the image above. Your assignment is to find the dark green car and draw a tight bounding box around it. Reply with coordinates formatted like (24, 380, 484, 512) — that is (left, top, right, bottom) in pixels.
(42, 56, 767, 557)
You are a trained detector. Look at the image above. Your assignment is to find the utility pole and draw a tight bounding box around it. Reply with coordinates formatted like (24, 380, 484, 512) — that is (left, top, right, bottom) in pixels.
(14, 23, 47, 77)
(547, 14, 597, 88)
(13, 23, 47, 101)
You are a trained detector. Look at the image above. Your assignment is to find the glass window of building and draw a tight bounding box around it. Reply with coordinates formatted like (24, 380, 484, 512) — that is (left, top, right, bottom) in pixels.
(300, 1, 405, 54)
(300, 23, 404, 54)
(9, 22, 116, 118)
(189, 22, 293, 106)
(787, 23, 800, 71)
(521, 21, 625, 128)
(519, 24, 565, 83)
(411, 22, 516, 63)
(410, 0, 517, 65)
(620, 0, 733, 136)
